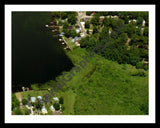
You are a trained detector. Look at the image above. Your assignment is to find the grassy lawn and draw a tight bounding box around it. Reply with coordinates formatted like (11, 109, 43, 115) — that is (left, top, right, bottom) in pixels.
(20, 90, 50, 99)
(60, 89, 76, 115)
(63, 36, 76, 50)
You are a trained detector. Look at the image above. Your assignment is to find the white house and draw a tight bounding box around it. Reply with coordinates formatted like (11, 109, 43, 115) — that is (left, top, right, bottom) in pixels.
(142, 20, 145, 26)
(53, 97, 59, 102)
(30, 97, 36, 102)
(80, 22, 85, 29)
(41, 106, 47, 114)
(50, 105, 55, 111)
(37, 96, 42, 100)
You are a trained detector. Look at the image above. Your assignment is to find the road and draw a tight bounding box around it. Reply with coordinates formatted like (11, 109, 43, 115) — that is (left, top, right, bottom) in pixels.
(77, 12, 87, 38)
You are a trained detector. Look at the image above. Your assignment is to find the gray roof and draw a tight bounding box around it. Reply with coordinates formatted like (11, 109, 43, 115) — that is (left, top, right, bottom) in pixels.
(67, 26, 73, 29)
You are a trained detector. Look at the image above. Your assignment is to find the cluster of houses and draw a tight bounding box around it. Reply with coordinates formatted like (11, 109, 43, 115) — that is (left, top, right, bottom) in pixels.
(25, 96, 61, 115)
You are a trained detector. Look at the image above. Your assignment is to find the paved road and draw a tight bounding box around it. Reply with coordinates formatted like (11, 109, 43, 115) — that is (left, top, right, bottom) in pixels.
(77, 12, 87, 38)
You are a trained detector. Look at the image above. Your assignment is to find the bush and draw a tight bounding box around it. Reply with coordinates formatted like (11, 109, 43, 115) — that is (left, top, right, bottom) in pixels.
(144, 65, 148, 70)
(53, 103, 60, 111)
(61, 104, 65, 111)
(22, 98, 28, 105)
(59, 97, 64, 104)
(12, 94, 20, 110)
(136, 62, 143, 69)
(13, 108, 23, 115)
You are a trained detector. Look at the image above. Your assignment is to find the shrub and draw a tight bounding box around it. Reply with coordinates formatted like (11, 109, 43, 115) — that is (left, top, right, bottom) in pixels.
(12, 94, 20, 110)
(144, 65, 148, 70)
(59, 97, 64, 104)
(136, 62, 143, 69)
(61, 104, 65, 111)
(13, 108, 23, 115)
(22, 98, 28, 105)
(53, 103, 60, 111)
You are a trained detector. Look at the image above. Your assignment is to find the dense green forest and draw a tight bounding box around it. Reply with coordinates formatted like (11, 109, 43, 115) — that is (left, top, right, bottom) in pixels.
(81, 11, 148, 69)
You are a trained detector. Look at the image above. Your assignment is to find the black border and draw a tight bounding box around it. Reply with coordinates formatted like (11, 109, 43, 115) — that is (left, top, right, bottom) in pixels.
(2, 2, 158, 127)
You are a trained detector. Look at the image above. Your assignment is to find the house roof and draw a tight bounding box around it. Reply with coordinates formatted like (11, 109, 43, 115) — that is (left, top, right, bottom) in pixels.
(67, 26, 73, 29)
(50, 105, 54, 110)
(41, 106, 46, 111)
(37, 96, 42, 99)
(75, 25, 80, 29)
(31, 97, 36, 102)
(53, 97, 59, 101)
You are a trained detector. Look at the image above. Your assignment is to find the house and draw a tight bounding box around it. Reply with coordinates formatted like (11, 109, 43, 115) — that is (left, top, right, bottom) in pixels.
(75, 25, 81, 33)
(75, 25, 80, 29)
(142, 20, 145, 26)
(67, 26, 73, 30)
(109, 30, 112, 35)
(84, 17, 90, 21)
(53, 97, 59, 102)
(41, 106, 47, 114)
(76, 29, 80, 33)
(71, 37, 80, 42)
(50, 105, 55, 111)
(22, 87, 25, 91)
(30, 97, 36, 102)
(45, 24, 49, 27)
(80, 22, 85, 28)
(37, 96, 42, 100)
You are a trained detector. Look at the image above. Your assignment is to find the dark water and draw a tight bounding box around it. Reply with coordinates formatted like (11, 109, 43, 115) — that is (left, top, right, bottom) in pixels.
(12, 12, 73, 92)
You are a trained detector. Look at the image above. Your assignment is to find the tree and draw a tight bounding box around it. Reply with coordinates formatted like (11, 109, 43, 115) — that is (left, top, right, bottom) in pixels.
(59, 97, 64, 104)
(137, 17, 143, 26)
(93, 26, 98, 34)
(61, 12, 68, 19)
(70, 29, 77, 38)
(22, 98, 28, 105)
(12, 94, 20, 111)
(144, 65, 148, 70)
(53, 103, 60, 111)
(86, 11, 92, 16)
(13, 108, 23, 115)
(136, 62, 143, 69)
(61, 104, 65, 111)
(128, 54, 140, 66)
(85, 21, 90, 28)
(117, 33, 128, 44)
(99, 26, 109, 41)
(63, 21, 69, 29)
(67, 13, 77, 25)
(90, 14, 100, 26)
(143, 27, 148, 37)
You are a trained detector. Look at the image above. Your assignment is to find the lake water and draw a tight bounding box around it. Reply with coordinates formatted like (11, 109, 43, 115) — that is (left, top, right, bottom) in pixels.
(12, 12, 73, 92)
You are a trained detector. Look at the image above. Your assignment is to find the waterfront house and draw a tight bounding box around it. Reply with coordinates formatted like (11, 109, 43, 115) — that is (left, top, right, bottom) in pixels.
(50, 105, 55, 111)
(67, 26, 73, 30)
(41, 106, 47, 114)
(37, 96, 42, 100)
(53, 97, 59, 102)
(31, 97, 36, 102)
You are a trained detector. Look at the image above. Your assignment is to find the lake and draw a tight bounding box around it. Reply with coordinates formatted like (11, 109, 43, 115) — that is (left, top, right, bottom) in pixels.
(12, 12, 73, 92)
